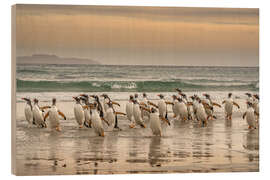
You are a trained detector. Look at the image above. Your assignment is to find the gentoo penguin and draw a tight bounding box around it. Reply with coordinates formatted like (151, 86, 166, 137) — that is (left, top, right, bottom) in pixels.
(141, 107, 170, 136)
(32, 98, 49, 128)
(176, 97, 188, 121)
(172, 95, 178, 118)
(130, 99, 146, 128)
(156, 94, 168, 119)
(90, 95, 110, 126)
(126, 95, 134, 122)
(100, 94, 110, 112)
(180, 93, 192, 120)
(80, 94, 92, 128)
(196, 97, 210, 127)
(73, 96, 85, 128)
(90, 102, 105, 137)
(190, 95, 199, 121)
(134, 93, 139, 102)
(243, 102, 257, 129)
(175, 88, 182, 97)
(90, 95, 105, 119)
(140, 93, 150, 120)
(21, 98, 33, 127)
(222, 93, 240, 120)
(252, 94, 259, 121)
(245, 93, 253, 108)
(104, 101, 126, 129)
(44, 98, 66, 131)
(202, 93, 221, 120)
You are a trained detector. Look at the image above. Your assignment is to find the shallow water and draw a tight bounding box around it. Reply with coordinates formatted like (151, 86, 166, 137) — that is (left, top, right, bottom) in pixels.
(15, 98, 259, 175)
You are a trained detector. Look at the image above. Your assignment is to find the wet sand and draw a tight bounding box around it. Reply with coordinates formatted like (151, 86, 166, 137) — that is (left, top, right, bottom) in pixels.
(15, 99, 259, 175)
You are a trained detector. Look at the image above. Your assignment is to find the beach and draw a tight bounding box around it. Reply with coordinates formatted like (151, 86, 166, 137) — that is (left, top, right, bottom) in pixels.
(15, 91, 259, 175)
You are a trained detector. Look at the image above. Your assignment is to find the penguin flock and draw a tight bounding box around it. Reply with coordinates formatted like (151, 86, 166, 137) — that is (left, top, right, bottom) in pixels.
(21, 89, 259, 136)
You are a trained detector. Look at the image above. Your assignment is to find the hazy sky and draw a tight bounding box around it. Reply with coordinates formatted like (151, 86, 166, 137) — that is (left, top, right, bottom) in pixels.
(16, 4, 259, 66)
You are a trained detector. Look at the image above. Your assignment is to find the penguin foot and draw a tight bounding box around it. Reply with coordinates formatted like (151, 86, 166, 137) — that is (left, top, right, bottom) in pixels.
(100, 132, 105, 137)
(129, 124, 135, 128)
(141, 124, 146, 128)
(55, 126, 61, 132)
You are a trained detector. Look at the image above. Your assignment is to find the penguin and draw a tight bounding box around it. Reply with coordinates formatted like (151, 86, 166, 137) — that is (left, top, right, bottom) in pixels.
(243, 102, 257, 129)
(252, 94, 259, 121)
(190, 95, 199, 121)
(202, 93, 221, 120)
(148, 94, 172, 123)
(104, 101, 126, 129)
(171, 95, 178, 118)
(141, 107, 170, 136)
(180, 93, 192, 120)
(176, 97, 188, 121)
(90, 102, 105, 137)
(126, 95, 134, 122)
(90, 95, 110, 126)
(140, 93, 150, 120)
(222, 93, 240, 120)
(100, 94, 110, 112)
(32, 98, 49, 128)
(79, 94, 92, 128)
(175, 88, 182, 97)
(245, 93, 253, 108)
(195, 97, 210, 127)
(156, 94, 167, 119)
(21, 97, 33, 127)
(73, 96, 85, 128)
(101, 94, 121, 110)
(130, 99, 146, 128)
(44, 98, 66, 132)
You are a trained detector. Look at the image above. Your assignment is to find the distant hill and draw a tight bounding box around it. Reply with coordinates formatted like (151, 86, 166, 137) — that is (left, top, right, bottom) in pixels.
(17, 54, 101, 65)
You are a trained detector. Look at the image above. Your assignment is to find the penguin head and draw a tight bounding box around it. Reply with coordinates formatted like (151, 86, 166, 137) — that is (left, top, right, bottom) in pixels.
(52, 98, 56, 105)
(80, 94, 89, 100)
(129, 95, 134, 100)
(189, 95, 195, 100)
(79, 96, 87, 104)
(177, 97, 183, 102)
(33, 98, 39, 104)
(203, 93, 210, 99)
(245, 93, 252, 97)
(181, 93, 187, 100)
(246, 101, 253, 107)
(228, 93, 232, 98)
(150, 107, 157, 113)
(101, 94, 109, 99)
(134, 93, 138, 99)
(175, 88, 182, 94)
(107, 101, 113, 108)
(253, 94, 259, 100)
(73, 96, 80, 103)
(172, 95, 177, 100)
(22, 98, 31, 105)
(132, 99, 138, 104)
(143, 93, 147, 98)
(157, 94, 164, 99)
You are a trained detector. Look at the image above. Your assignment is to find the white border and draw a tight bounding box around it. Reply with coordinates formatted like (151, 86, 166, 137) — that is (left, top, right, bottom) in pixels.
(1, 0, 269, 179)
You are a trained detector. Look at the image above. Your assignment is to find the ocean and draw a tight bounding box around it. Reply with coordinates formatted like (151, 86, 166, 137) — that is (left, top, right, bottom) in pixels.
(15, 64, 259, 175)
(16, 64, 259, 93)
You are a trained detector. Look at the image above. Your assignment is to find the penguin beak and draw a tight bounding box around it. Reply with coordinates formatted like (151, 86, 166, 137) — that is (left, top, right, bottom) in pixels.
(72, 96, 76, 100)
(157, 94, 160, 97)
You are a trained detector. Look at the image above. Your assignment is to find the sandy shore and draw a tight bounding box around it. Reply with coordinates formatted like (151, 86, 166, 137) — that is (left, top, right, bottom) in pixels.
(15, 96, 259, 175)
